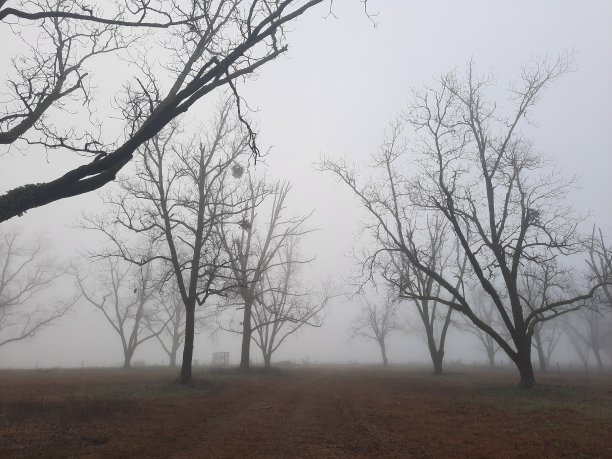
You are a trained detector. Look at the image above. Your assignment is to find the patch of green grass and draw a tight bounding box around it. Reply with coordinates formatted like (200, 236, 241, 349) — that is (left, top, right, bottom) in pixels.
(471, 384, 612, 419)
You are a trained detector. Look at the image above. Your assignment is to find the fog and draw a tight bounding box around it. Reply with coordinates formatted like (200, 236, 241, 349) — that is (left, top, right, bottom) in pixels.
(0, 0, 611, 372)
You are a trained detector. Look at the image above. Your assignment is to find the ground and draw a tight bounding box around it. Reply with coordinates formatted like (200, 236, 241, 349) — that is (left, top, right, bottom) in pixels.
(0, 365, 611, 458)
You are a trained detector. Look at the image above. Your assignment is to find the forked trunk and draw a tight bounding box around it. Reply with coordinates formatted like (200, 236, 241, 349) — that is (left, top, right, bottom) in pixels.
(179, 305, 196, 384)
(432, 351, 444, 375)
(123, 348, 133, 369)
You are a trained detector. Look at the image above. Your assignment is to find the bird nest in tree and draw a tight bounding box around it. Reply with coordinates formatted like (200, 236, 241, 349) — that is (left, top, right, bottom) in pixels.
(238, 219, 252, 230)
(232, 163, 245, 178)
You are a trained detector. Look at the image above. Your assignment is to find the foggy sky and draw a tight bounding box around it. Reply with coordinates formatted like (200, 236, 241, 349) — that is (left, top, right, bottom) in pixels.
(0, 0, 611, 369)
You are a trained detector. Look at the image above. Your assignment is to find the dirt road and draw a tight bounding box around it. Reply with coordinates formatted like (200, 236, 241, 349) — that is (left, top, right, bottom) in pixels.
(1, 366, 611, 457)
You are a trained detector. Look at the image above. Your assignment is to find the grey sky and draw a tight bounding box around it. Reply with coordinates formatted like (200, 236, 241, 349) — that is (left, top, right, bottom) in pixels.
(1, 0, 611, 368)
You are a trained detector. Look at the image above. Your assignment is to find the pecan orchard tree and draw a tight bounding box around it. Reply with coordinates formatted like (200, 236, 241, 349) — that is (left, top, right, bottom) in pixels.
(322, 57, 606, 387)
(83, 101, 249, 383)
(0, 226, 72, 347)
(381, 214, 467, 375)
(76, 256, 166, 368)
(220, 178, 312, 370)
(250, 238, 334, 368)
(349, 297, 400, 366)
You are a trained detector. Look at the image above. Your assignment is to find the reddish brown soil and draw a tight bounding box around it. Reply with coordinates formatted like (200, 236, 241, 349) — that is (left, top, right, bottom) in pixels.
(0, 366, 611, 458)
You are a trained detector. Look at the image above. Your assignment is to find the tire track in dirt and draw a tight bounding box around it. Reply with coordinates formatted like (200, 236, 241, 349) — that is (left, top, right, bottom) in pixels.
(174, 369, 391, 458)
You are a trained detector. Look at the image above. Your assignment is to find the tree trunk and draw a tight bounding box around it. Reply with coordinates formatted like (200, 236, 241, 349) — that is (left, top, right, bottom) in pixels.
(123, 353, 132, 369)
(240, 300, 252, 370)
(169, 350, 177, 368)
(263, 352, 271, 369)
(487, 347, 495, 368)
(593, 347, 604, 372)
(515, 343, 536, 388)
(179, 304, 195, 384)
(533, 332, 547, 372)
(426, 333, 444, 375)
(379, 340, 388, 366)
(432, 350, 444, 375)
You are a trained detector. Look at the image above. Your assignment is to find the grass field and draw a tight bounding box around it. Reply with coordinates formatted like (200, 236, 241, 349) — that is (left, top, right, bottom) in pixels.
(0, 366, 611, 458)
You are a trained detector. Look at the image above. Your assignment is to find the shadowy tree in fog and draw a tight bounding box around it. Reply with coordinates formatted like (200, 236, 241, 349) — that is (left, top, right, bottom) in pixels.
(323, 56, 607, 387)
(383, 215, 467, 375)
(519, 261, 570, 372)
(0, 227, 72, 347)
(84, 101, 248, 383)
(349, 297, 400, 366)
(0, 0, 325, 222)
(144, 277, 211, 368)
(76, 257, 165, 368)
(531, 321, 561, 372)
(146, 284, 186, 368)
(250, 239, 334, 368)
(462, 292, 501, 368)
(586, 227, 612, 309)
(564, 300, 610, 372)
(220, 178, 311, 370)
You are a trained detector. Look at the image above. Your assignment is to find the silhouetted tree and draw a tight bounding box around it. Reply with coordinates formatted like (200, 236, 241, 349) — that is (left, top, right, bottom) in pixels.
(0, 227, 72, 347)
(383, 215, 467, 374)
(531, 321, 561, 372)
(83, 101, 247, 382)
(322, 56, 606, 387)
(462, 292, 502, 368)
(250, 239, 334, 367)
(564, 300, 610, 372)
(349, 297, 400, 366)
(519, 260, 570, 372)
(220, 178, 312, 370)
(586, 227, 612, 309)
(76, 257, 165, 368)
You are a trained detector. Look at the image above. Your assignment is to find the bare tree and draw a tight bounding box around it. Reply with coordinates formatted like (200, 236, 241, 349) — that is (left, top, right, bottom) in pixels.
(586, 226, 612, 308)
(251, 239, 333, 368)
(84, 101, 248, 382)
(76, 257, 165, 368)
(382, 215, 467, 374)
(151, 287, 186, 368)
(0, 0, 326, 222)
(322, 57, 606, 387)
(154, 290, 185, 368)
(349, 297, 400, 366)
(531, 320, 561, 372)
(519, 260, 570, 372)
(462, 292, 502, 368)
(0, 227, 71, 347)
(145, 276, 215, 367)
(564, 300, 610, 373)
(220, 178, 312, 370)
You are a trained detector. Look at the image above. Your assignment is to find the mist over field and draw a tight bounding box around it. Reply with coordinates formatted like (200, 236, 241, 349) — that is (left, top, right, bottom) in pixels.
(1, 1, 610, 376)
(1, 1, 612, 455)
